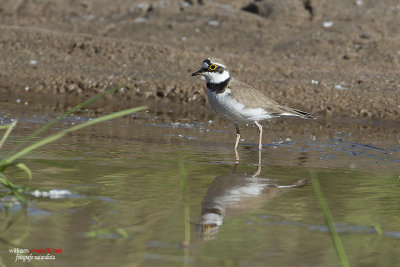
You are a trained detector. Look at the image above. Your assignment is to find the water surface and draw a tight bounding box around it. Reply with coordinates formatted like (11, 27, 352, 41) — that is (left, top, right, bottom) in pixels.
(0, 103, 399, 266)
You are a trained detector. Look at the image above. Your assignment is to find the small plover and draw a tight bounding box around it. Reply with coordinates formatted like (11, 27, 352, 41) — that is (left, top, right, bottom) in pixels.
(191, 57, 314, 153)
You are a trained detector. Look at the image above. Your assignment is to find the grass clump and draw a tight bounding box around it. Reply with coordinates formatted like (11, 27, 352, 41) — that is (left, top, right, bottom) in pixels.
(0, 87, 146, 203)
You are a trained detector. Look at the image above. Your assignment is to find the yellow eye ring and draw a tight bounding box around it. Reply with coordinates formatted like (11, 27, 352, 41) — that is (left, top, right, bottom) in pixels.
(209, 64, 217, 71)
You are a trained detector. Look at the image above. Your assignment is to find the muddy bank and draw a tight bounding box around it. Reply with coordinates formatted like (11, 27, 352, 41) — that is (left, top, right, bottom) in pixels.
(0, 0, 399, 121)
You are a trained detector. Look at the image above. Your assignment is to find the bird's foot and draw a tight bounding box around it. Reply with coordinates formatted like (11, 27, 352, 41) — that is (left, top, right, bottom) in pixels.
(234, 148, 240, 164)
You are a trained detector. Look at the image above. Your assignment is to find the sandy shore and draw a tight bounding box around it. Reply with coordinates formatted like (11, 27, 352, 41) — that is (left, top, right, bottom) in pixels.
(0, 0, 399, 121)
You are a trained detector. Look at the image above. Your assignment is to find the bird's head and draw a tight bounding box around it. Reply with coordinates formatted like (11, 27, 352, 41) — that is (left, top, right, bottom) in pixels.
(191, 58, 230, 84)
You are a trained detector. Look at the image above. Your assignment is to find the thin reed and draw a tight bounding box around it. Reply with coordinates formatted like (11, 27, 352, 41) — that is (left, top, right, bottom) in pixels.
(310, 170, 350, 267)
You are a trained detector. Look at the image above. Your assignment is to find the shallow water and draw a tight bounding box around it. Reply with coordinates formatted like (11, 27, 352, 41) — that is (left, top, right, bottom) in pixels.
(0, 103, 399, 266)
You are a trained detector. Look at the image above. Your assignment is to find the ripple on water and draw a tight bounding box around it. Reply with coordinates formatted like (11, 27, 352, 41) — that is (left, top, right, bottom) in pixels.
(258, 213, 400, 239)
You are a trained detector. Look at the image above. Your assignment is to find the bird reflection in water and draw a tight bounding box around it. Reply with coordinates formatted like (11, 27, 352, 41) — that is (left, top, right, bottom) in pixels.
(196, 151, 308, 240)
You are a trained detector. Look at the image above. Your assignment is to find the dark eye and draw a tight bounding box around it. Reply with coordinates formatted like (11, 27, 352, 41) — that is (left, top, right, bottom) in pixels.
(209, 64, 217, 71)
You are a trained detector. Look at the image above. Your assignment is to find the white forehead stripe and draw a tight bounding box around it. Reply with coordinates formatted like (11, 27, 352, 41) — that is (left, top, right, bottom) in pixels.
(209, 58, 226, 68)
(212, 62, 226, 68)
(202, 61, 209, 69)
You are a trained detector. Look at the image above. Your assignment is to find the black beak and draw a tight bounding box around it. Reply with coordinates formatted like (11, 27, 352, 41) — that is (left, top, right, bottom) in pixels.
(191, 69, 204, 76)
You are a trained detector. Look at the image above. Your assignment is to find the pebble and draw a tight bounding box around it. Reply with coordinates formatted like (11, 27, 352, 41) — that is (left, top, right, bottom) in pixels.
(31, 189, 72, 199)
(322, 21, 334, 28)
(208, 20, 219, 27)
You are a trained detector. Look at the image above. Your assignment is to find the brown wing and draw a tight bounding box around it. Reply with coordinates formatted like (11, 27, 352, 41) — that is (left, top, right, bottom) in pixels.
(229, 78, 314, 119)
(229, 78, 286, 113)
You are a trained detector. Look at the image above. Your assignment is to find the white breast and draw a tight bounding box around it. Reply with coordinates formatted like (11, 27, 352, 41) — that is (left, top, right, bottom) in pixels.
(207, 88, 273, 124)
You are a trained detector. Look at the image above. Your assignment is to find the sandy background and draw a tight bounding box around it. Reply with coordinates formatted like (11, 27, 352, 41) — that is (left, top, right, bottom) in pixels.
(0, 0, 399, 121)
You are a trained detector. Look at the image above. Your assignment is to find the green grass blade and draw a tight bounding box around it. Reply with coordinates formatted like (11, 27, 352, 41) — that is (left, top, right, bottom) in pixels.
(0, 124, 15, 130)
(6, 86, 122, 157)
(372, 222, 383, 236)
(16, 163, 33, 180)
(0, 177, 13, 188)
(84, 227, 127, 239)
(2, 106, 146, 166)
(114, 227, 128, 238)
(179, 158, 191, 246)
(310, 171, 350, 267)
(0, 173, 27, 203)
(0, 120, 17, 150)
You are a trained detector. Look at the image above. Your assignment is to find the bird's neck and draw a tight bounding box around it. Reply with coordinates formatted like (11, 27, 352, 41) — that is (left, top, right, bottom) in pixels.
(206, 74, 231, 94)
(207, 77, 230, 94)
(205, 70, 230, 83)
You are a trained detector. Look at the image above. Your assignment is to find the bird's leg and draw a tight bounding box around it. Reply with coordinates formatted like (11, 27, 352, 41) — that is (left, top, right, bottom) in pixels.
(234, 149, 239, 164)
(234, 124, 240, 163)
(234, 124, 240, 150)
(253, 150, 262, 177)
(254, 121, 263, 151)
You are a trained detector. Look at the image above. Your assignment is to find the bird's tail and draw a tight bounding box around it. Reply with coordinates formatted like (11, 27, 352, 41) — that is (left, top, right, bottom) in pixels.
(282, 106, 316, 119)
(292, 108, 315, 119)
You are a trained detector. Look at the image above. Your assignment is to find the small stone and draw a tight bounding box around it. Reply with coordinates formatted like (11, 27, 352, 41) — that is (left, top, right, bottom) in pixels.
(322, 21, 333, 28)
(208, 20, 219, 27)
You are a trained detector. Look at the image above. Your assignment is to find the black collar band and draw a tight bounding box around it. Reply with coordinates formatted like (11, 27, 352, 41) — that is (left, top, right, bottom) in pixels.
(207, 77, 231, 93)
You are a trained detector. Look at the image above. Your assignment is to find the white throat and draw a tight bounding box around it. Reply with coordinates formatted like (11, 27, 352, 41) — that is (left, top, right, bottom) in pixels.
(203, 70, 230, 84)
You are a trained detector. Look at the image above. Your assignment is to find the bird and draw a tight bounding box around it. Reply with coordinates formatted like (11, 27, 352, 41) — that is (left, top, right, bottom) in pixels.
(191, 57, 314, 155)
(196, 163, 309, 239)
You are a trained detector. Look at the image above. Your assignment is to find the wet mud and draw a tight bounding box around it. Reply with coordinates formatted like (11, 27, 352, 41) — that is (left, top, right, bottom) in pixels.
(0, 0, 399, 121)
